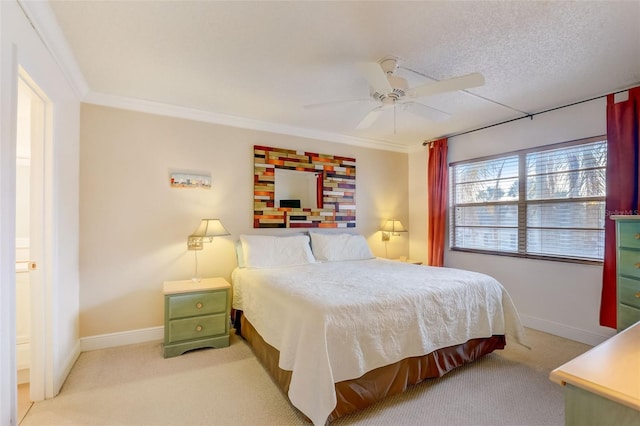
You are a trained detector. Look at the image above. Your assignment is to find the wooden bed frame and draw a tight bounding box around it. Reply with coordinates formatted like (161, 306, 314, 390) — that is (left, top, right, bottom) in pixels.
(236, 311, 506, 423)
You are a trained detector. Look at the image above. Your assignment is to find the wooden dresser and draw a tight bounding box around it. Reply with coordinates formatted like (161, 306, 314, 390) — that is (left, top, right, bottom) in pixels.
(612, 215, 640, 332)
(550, 322, 640, 426)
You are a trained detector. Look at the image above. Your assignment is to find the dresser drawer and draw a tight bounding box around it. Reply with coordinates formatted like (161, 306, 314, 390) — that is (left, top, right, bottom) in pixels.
(167, 290, 227, 319)
(619, 276, 640, 310)
(617, 221, 640, 249)
(617, 249, 640, 279)
(166, 313, 227, 343)
(618, 304, 640, 331)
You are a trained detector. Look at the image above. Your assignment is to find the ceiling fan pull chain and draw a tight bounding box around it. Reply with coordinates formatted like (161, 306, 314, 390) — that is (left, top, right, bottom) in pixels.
(394, 102, 397, 134)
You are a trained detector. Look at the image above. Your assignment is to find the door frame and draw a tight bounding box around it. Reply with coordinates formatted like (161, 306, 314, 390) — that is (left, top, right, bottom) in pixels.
(0, 35, 20, 425)
(1, 3, 61, 424)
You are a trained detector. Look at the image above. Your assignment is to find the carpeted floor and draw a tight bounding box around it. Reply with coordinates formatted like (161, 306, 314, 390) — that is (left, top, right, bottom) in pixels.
(21, 328, 591, 426)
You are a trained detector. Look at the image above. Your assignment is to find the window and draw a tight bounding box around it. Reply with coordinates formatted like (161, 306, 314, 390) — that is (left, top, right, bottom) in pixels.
(449, 136, 607, 263)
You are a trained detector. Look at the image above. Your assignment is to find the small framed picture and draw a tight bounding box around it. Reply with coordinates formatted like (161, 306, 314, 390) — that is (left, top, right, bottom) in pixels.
(169, 171, 211, 189)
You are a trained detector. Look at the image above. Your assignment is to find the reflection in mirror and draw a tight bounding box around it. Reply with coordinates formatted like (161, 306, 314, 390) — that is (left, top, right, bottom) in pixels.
(275, 169, 317, 209)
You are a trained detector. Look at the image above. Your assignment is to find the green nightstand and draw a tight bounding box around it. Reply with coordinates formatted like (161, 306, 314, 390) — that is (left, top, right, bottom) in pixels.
(163, 277, 231, 358)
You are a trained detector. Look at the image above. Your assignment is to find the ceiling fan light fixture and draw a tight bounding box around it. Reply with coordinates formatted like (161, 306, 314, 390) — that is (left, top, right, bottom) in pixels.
(371, 74, 407, 102)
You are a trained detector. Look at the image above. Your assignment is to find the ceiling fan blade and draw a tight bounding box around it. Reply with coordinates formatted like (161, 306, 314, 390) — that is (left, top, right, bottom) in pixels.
(356, 62, 393, 95)
(303, 98, 374, 109)
(409, 72, 485, 99)
(402, 102, 451, 122)
(356, 106, 384, 130)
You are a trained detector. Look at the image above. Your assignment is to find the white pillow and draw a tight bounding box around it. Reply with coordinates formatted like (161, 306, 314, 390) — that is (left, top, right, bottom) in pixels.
(235, 240, 245, 268)
(309, 232, 374, 261)
(239, 234, 316, 269)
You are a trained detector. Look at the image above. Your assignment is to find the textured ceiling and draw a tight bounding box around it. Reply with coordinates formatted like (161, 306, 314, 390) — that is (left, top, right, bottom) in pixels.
(47, 0, 640, 151)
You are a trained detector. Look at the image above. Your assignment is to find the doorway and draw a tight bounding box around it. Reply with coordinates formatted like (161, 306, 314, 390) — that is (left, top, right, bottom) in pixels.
(16, 72, 33, 422)
(15, 69, 49, 418)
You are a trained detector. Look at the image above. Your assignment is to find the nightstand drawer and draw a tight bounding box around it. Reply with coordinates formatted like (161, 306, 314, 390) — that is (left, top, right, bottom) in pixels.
(617, 304, 640, 331)
(619, 276, 640, 309)
(617, 221, 640, 249)
(618, 249, 640, 279)
(167, 313, 227, 343)
(167, 291, 227, 319)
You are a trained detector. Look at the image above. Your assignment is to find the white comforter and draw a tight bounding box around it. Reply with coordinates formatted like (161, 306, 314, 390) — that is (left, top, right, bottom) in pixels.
(232, 258, 527, 425)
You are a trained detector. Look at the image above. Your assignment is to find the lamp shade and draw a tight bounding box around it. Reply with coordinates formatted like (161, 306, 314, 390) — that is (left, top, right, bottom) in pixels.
(381, 219, 407, 233)
(191, 219, 230, 238)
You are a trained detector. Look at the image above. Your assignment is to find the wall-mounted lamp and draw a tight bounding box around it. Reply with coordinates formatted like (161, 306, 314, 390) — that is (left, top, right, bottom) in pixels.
(381, 219, 407, 242)
(187, 218, 230, 250)
(187, 219, 230, 282)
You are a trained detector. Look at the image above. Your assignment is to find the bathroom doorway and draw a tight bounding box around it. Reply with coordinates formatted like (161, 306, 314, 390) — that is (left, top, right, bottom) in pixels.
(15, 69, 49, 418)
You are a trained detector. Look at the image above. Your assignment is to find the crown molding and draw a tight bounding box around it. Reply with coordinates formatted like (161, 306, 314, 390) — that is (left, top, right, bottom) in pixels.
(18, 1, 414, 153)
(18, 0, 89, 98)
(84, 91, 411, 153)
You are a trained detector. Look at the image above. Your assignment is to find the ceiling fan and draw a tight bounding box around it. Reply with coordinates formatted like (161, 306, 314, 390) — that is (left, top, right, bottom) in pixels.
(304, 56, 485, 130)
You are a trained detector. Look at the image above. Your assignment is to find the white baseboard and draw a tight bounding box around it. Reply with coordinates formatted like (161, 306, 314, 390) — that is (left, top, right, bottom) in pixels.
(80, 326, 164, 352)
(520, 314, 615, 346)
(54, 340, 81, 396)
(78, 316, 613, 353)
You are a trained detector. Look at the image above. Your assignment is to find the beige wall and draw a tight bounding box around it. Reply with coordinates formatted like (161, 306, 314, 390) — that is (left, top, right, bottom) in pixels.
(408, 148, 428, 264)
(79, 104, 409, 337)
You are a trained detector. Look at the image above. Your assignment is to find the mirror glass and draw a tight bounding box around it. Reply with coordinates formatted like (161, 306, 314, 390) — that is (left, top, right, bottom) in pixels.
(274, 169, 317, 209)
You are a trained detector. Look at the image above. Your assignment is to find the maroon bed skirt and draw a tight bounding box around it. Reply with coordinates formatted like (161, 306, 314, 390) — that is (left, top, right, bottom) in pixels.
(237, 311, 506, 422)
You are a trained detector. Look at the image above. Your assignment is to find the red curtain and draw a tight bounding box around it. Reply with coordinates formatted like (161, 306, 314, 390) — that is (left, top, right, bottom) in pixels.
(427, 138, 448, 266)
(600, 86, 640, 329)
(316, 172, 324, 209)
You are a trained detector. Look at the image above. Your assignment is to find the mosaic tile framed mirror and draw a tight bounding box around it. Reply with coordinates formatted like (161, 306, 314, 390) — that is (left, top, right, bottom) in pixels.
(253, 145, 356, 228)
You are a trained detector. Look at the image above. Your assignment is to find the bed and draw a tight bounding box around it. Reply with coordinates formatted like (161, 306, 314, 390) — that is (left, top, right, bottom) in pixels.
(231, 233, 527, 425)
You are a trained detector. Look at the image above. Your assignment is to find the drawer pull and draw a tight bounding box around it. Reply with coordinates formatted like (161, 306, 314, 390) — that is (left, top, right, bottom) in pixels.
(635, 233, 640, 240)
(635, 263, 640, 269)
(195, 325, 203, 332)
(196, 302, 203, 309)
(635, 292, 640, 299)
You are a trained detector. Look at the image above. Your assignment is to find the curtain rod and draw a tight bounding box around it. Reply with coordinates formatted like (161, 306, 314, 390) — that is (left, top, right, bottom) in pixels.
(422, 86, 636, 146)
